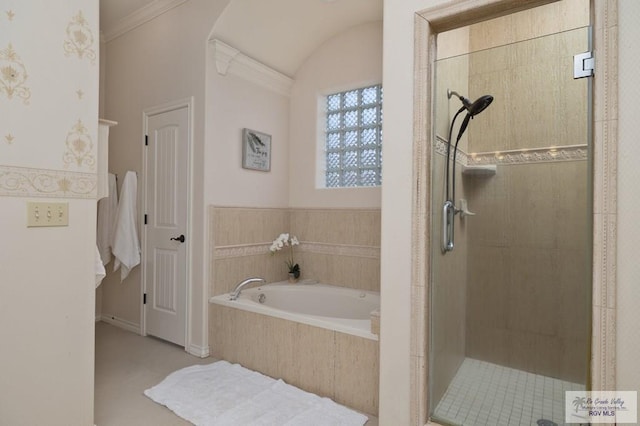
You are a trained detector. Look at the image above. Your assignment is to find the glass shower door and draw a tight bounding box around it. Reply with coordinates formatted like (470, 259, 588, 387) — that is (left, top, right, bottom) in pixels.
(429, 21, 592, 426)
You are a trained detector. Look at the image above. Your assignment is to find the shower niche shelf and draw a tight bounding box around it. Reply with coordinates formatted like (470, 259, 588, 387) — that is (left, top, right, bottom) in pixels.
(462, 164, 496, 176)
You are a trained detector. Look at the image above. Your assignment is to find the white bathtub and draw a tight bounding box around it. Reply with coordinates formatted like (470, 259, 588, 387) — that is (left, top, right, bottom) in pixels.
(209, 281, 380, 340)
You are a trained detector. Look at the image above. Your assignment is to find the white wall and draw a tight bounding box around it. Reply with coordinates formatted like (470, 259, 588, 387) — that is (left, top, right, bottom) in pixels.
(380, 1, 428, 423)
(289, 21, 383, 209)
(204, 21, 383, 210)
(0, 1, 98, 424)
(616, 0, 640, 396)
(204, 55, 290, 208)
(102, 0, 230, 353)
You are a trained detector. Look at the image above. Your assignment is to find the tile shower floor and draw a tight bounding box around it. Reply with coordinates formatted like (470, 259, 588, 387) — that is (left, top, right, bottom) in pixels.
(433, 358, 585, 426)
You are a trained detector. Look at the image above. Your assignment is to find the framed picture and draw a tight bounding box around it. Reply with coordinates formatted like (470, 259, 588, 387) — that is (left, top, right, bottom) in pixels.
(242, 128, 271, 172)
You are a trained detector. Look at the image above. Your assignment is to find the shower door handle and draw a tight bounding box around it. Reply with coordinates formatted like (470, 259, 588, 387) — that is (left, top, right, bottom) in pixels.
(442, 201, 455, 253)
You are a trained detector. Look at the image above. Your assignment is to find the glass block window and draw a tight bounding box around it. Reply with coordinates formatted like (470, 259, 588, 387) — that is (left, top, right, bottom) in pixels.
(325, 84, 382, 188)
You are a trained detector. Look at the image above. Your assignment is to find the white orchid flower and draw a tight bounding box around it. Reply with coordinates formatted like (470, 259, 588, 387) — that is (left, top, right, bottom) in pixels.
(269, 232, 300, 277)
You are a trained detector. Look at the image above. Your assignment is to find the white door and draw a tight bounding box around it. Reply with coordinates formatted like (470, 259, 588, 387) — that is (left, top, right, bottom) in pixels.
(144, 106, 189, 346)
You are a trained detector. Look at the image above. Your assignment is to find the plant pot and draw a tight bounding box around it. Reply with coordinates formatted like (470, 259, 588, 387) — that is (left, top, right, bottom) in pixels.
(288, 272, 298, 283)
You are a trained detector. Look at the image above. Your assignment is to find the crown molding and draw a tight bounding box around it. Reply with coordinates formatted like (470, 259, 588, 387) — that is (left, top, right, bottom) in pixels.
(103, 0, 189, 43)
(210, 39, 294, 97)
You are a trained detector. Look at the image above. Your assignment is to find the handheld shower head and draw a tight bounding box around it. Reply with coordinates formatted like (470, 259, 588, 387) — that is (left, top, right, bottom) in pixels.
(468, 95, 493, 116)
(443, 90, 495, 253)
(447, 89, 494, 117)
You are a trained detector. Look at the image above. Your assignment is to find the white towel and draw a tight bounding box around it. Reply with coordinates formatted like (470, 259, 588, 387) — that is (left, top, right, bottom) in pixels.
(97, 173, 118, 265)
(144, 361, 368, 426)
(95, 245, 106, 288)
(112, 171, 140, 282)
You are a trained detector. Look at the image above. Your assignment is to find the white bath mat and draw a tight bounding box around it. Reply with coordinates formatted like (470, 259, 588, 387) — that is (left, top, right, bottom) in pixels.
(144, 360, 368, 426)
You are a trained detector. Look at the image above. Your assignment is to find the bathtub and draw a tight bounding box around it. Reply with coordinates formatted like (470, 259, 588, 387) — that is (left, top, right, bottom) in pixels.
(209, 281, 380, 340)
(209, 280, 380, 415)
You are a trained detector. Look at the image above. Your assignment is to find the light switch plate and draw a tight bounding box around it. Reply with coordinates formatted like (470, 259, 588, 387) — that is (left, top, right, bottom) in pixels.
(27, 202, 69, 227)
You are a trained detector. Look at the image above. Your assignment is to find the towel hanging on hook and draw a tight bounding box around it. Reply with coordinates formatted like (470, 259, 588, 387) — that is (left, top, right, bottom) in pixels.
(112, 171, 141, 281)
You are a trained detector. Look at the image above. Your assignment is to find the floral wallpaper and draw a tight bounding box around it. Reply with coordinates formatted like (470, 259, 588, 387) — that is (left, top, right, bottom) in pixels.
(63, 119, 95, 170)
(63, 10, 97, 65)
(0, 43, 31, 105)
(0, 1, 99, 198)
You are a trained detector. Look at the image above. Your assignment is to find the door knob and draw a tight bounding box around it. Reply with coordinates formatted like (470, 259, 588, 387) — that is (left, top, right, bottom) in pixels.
(170, 234, 185, 243)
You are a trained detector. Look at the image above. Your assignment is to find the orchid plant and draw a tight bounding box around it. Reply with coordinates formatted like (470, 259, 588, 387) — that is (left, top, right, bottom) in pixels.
(269, 233, 300, 278)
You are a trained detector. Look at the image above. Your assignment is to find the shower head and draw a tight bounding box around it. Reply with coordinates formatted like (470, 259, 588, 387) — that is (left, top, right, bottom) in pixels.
(447, 89, 494, 116)
(447, 90, 494, 222)
(468, 95, 494, 116)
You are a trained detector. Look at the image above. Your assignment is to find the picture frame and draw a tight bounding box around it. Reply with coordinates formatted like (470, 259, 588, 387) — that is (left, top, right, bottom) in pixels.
(242, 128, 271, 172)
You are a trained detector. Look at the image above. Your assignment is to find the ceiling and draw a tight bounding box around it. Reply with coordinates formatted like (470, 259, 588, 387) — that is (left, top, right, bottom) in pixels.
(99, 0, 158, 35)
(211, 0, 383, 76)
(100, 0, 383, 77)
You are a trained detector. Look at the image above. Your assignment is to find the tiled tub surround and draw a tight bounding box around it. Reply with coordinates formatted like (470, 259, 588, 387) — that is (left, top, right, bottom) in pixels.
(208, 206, 381, 415)
(209, 207, 381, 296)
(210, 303, 380, 416)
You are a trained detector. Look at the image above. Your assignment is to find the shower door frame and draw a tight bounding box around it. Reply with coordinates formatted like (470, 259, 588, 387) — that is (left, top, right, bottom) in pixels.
(410, 0, 619, 425)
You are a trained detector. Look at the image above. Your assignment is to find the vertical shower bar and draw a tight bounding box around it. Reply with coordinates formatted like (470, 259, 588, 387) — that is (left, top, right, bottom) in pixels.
(442, 200, 455, 252)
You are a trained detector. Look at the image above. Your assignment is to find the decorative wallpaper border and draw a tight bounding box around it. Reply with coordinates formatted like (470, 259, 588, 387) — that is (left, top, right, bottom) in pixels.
(434, 135, 588, 165)
(0, 165, 96, 198)
(214, 242, 380, 260)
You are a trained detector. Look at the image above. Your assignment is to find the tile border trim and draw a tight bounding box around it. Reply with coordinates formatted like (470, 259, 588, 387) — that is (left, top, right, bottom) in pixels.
(435, 135, 588, 165)
(213, 241, 380, 260)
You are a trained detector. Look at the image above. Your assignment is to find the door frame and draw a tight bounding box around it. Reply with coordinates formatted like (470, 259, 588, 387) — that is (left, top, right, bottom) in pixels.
(141, 97, 194, 350)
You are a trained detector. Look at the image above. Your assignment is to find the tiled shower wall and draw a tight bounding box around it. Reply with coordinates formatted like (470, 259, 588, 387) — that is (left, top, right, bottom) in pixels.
(462, 7, 591, 384)
(209, 207, 381, 297)
(430, 155, 469, 408)
(464, 161, 589, 383)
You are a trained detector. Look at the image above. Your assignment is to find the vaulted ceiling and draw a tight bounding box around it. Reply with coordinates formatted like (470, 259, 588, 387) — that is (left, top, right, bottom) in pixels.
(100, 0, 382, 77)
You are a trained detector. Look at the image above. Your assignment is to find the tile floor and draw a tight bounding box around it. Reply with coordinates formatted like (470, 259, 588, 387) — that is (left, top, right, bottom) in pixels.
(95, 322, 378, 425)
(432, 358, 586, 426)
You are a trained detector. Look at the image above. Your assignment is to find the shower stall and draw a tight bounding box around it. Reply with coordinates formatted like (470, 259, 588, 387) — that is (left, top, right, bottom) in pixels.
(429, 2, 592, 425)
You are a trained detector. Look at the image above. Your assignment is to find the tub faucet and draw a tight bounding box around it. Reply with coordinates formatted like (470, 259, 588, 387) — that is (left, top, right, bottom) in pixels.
(229, 277, 266, 301)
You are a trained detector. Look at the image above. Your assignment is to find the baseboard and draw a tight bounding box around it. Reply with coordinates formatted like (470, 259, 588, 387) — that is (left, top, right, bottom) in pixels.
(187, 343, 210, 358)
(99, 314, 141, 335)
